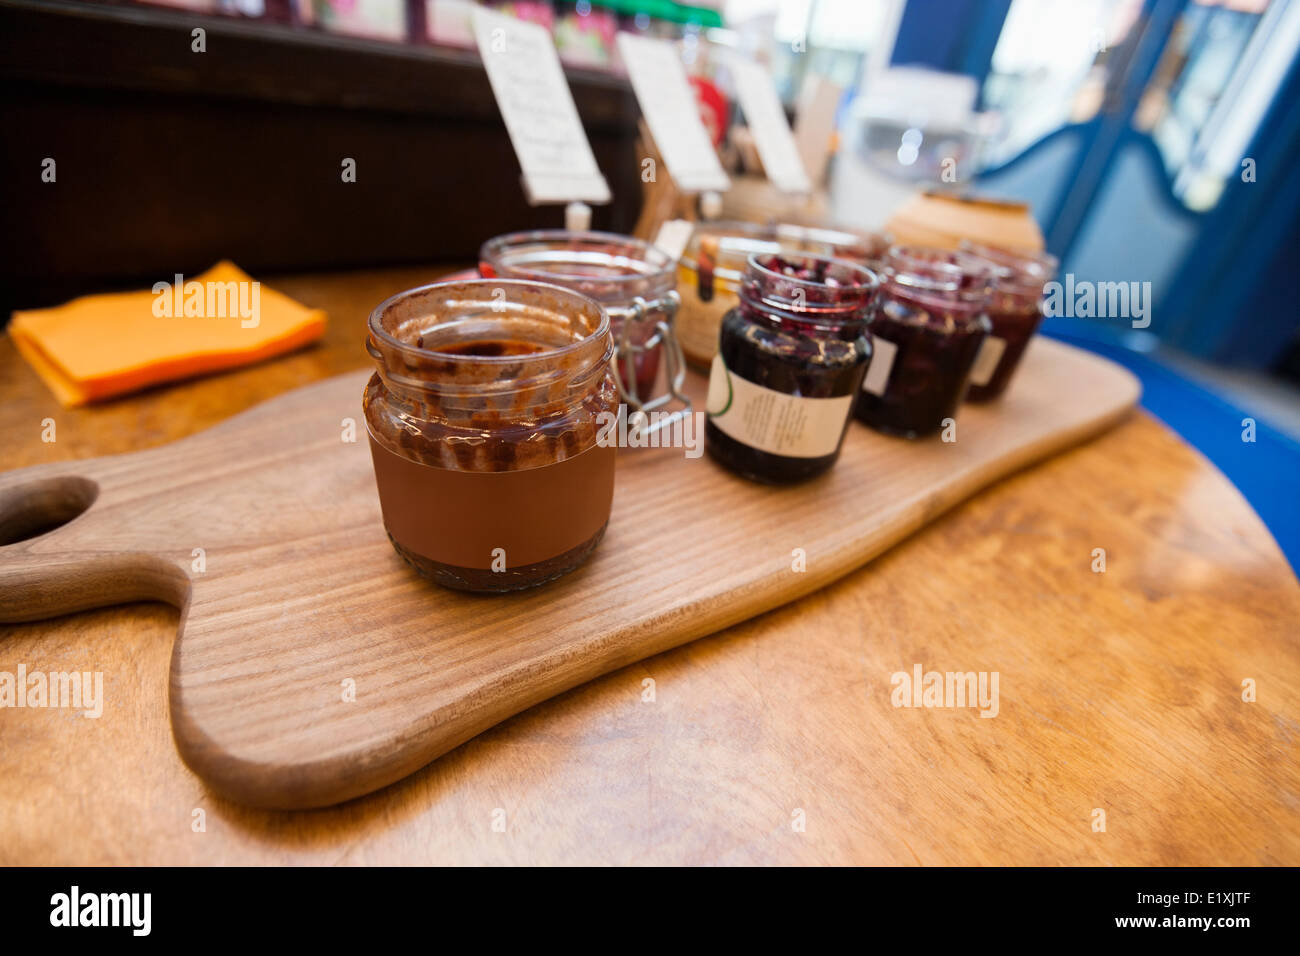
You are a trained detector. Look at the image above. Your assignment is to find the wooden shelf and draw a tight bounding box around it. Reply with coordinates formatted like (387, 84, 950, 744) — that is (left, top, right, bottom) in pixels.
(0, 0, 636, 124)
(0, 0, 644, 311)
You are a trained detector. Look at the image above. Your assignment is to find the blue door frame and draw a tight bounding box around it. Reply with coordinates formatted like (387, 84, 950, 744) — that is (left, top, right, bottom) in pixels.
(894, 0, 1300, 370)
(892, 0, 1187, 258)
(1159, 49, 1300, 366)
(889, 0, 1012, 81)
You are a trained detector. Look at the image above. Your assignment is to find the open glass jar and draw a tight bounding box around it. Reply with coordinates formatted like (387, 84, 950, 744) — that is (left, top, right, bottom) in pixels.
(479, 230, 687, 419)
(958, 241, 1059, 402)
(706, 253, 879, 483)
(677, 221, 889, 370)
(364, 279, 617, 593)
(854, 246, 992, 438)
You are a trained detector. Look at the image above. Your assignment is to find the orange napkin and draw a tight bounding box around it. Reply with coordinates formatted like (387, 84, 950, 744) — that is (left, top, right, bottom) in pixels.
(10, 261, 327, 406)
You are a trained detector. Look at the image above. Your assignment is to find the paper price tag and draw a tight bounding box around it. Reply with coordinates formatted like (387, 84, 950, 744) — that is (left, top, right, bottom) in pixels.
(862, 336, 898, 397)
(473, 8, 611, 205)
(726, 55, 812, 195)
(794, 74, 842, 186)
(969, 335, 1007, 386)
(652, 219, 695, 262)
(616, 33, 730, 194)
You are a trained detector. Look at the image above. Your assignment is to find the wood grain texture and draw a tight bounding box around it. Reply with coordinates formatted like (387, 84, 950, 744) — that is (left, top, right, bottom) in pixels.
(2, 265, 1297, 863)
(0, 332, 1138, 808)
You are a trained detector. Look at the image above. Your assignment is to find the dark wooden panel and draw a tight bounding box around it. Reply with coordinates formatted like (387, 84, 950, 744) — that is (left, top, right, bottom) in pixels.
(0, 0, 644, 311)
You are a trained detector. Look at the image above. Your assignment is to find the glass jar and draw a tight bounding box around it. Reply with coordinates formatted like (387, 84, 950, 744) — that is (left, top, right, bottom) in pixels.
(958, 241, 1059, 402)
(854, 246, 992, 438)
(364, 279, 617, 593)
(479, 230, 686, 416)
(677, 221, 890, 370)
(705, 254, 879, 483)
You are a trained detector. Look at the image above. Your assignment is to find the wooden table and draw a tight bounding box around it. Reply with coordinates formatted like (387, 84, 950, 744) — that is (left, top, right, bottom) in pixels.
(3, 265, 1297, 865)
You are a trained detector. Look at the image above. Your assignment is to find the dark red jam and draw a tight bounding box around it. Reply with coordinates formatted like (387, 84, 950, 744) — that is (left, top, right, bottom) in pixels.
(958, 242, 1059, 402)
(853, 246, 992, 438)
(696, 233, 718, 303)
(705, 254, 878, 483)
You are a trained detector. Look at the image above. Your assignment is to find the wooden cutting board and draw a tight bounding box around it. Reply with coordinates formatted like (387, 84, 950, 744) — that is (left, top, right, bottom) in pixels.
(0, 337, 1139, 808)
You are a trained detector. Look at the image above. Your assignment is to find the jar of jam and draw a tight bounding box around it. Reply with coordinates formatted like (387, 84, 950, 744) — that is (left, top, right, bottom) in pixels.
(958, 241, 1059, 402)
(479, 230, 686, 416)
(677, 221, 889, 370)
(705, 254, 879, 483)
(364, 279, 617, 593)
(853, 246, 992, 438)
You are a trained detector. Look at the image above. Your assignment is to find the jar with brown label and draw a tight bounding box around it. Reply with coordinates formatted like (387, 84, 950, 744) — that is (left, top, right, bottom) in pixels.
(364, 279, 617, 592)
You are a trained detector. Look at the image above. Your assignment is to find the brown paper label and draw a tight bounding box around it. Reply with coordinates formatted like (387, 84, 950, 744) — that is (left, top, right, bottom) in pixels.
(367, 435, 615, 570)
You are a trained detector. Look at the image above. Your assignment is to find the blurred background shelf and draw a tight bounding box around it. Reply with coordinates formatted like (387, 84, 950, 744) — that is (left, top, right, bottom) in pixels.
(0, 0, 643, 309)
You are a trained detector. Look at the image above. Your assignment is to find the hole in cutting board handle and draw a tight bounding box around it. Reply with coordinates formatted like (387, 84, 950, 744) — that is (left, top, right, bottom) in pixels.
(0, 475, 99, 545)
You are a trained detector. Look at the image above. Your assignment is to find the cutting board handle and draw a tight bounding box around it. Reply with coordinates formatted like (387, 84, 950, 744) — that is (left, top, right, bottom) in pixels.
(0, 470, 189, 623)
(0, 472, 98, 542)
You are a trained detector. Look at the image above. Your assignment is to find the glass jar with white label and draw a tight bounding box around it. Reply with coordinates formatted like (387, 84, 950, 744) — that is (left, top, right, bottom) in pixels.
(677, 222, 889, 371)
(705, 254, 879, 483)
(958, 241, 1059, 402)
(854, 246, 992, 438)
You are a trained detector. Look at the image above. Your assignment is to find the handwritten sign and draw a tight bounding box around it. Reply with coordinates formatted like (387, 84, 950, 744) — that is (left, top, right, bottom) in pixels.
(473, 8, 611, 204)
(616, 33, 730, 194)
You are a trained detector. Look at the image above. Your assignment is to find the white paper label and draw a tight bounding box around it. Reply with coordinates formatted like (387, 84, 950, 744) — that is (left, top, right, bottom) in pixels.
(652, 219, 694, 262)
(473, 8, 611, 205)
(793, 74, 842, 186)
(726, 55, 812, 195)
(616, 33, 730, 194)
(861, 335, 898, 397)
(969, 335, 1006, 387)
(707, 354, 853, 458)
